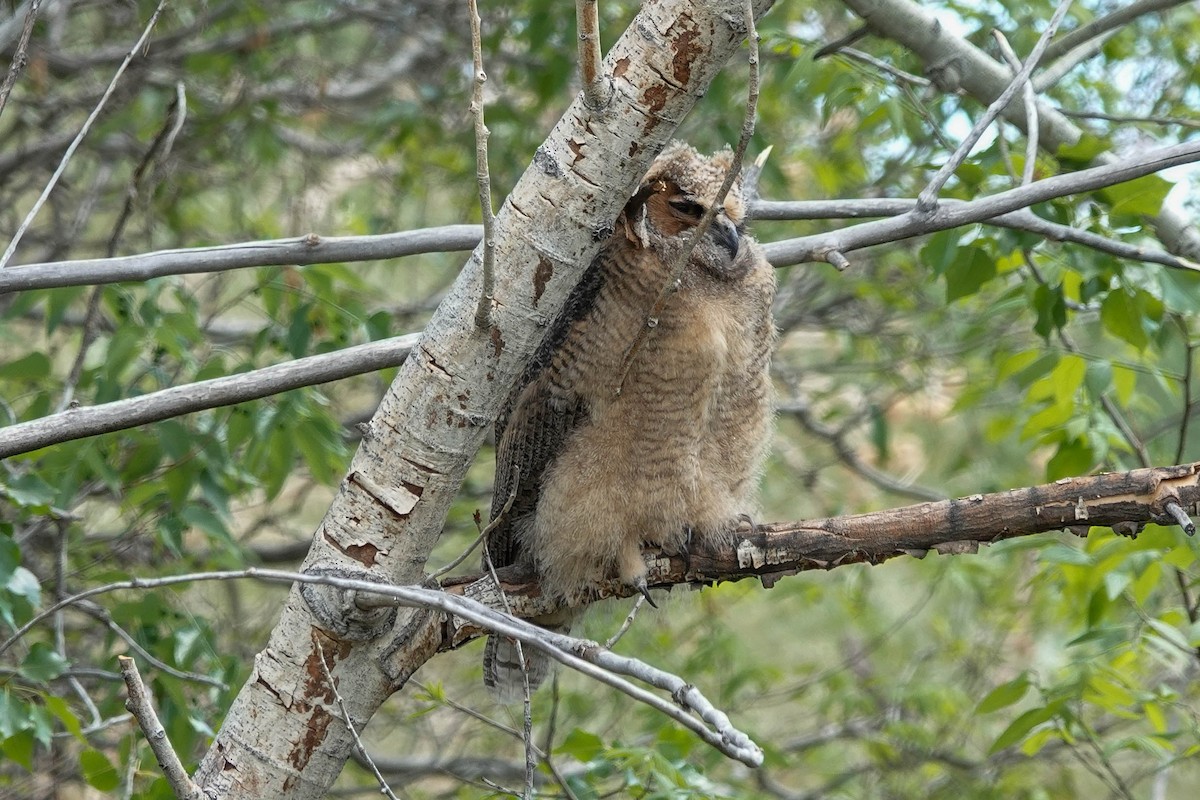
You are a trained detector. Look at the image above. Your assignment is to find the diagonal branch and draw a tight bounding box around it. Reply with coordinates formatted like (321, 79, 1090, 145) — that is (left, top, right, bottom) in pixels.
(839, 0, 1200, 262)
(764, 139, 1200, 268)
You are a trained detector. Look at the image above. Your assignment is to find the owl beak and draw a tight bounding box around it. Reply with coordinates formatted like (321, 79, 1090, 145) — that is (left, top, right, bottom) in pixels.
(711, 217, 741, 260)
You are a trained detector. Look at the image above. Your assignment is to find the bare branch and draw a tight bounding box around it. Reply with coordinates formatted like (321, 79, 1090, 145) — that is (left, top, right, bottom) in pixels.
(577, 0, 611, 108)
(467, 0, 496, 330)
(0, 0, 168, 269)
(438, 461, 1200, 622)
(763, 140, 1200, 267)
(0, 333, 420, 458)
(119, 655, 203, 800)
(1042, 0, 1188, 63)
(841, 0, 1200, 261)
(7, 567, 767, 767)
(916, 0, 1072, 211)
(313, 638, 400, 800)
(1058, 108, 1200, 130)
(0, 0, 42, 121)
(0, 225, 483, 294)
(991, 30, 1038, 186)
(755, 199, 1198, 271)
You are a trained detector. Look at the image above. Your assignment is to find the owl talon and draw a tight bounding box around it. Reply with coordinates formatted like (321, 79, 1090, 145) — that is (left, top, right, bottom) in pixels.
(633, 577, 658, 608)
(736, 513, 757, 534)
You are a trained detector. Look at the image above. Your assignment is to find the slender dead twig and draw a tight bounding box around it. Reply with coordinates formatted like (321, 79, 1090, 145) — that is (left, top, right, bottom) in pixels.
(0, 0, 169, 270)
(992, 30, 1038, 186)
(467, 0, 496, 330)
(1042, 0, 1187, 63)
(0, 0, 43, 122)
(916, 0, 1073, 211)
(119, 655, 203, 800)
(4, 567, 767, 766)
(615, 0, 761, 394)
(482, 535, 536, 798)
(313, 638, 401, 800)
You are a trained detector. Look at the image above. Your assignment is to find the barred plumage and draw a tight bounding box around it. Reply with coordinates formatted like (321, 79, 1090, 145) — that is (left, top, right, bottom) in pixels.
(483, 142, 776, 700)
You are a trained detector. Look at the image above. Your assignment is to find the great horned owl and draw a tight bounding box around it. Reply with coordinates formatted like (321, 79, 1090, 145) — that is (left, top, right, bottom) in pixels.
(483, 142, 776, 699)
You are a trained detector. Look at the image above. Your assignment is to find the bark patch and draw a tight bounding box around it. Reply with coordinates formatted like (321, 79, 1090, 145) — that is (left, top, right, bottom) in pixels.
(533, 256, 554, 306)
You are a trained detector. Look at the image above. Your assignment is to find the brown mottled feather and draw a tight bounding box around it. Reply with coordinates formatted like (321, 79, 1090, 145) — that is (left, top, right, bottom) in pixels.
(483, 142, 776, 700)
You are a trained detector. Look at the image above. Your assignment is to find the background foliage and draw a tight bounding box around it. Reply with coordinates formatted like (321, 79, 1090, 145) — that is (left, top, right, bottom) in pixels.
(1, 0, 1199, 797)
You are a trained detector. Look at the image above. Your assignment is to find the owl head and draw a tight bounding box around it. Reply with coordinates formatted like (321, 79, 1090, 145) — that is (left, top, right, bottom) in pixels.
(619, 141, 751, 280)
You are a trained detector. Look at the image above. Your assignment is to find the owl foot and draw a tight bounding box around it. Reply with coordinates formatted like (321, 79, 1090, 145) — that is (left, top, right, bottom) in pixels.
(735, 513, 758, 534)
(632, 575, 658, 608)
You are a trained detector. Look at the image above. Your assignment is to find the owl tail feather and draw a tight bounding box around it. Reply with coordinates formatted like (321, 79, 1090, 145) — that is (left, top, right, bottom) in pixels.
(482, 616, 574, 702)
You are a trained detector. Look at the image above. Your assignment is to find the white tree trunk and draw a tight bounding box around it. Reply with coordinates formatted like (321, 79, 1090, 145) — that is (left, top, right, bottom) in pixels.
(192, 1, 776, 796)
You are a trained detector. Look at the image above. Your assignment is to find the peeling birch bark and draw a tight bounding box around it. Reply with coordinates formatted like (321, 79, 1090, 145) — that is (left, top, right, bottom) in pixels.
(191, 1, 776, 797)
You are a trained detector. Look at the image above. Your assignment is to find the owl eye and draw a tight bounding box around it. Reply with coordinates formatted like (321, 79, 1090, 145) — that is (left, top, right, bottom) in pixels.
(668, 198, 705, 218)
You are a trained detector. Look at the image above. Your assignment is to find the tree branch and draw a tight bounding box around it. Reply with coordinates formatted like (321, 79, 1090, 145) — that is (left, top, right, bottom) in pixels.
(0, 225, 483, 293)
(763, 140, 1200, 268)
(440, 461, 1200, 624)
(1041, 0, 1188, 63)
(0, 333, 420, 458)
(840, 0, 1200, 262)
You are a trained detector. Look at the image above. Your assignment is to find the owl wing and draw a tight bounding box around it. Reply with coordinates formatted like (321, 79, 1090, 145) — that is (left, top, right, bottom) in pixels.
(486, 255, 606, 569)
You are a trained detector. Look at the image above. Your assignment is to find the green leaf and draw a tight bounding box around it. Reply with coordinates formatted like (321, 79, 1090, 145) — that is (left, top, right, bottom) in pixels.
(0, 534, 18, 585)
(19, 642, 69, 682)
(2, 473, 57, 508)
(1100, 289, 1160, 350)
(945, 246, 996, 302)
(920, 229, 962, 276)
(44, 696, 84, 741)
(976, 674, 1031, 714)
(81, 748, 121, 791)
(1099, 174, 1171, 219)
(558, 728, 605, 762)
(181, 504, 232, 544)
(1032, 283, 1067, 339)
(0, 352, 51, 381)
(1057, 134, 1108, 165)
(2, 729, 35, 770)
(989, 704, 1059, 754)
(0, 688, 30, 738)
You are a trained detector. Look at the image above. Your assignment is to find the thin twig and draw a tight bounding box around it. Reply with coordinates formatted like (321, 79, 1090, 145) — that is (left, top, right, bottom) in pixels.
(991, 30, 1038, 186)
(0, 0, 169, 270)
(0, 0, 42, 122)
(429, 466, 520, 581)
(1057, 108, 1200, 130)
(576, 0, 611, 108)
(1177, 318, 1194, 466)
(614, 0, 760, 394)
(838, 46, 930, 86)
(482, 539, 535, 799)
(313, 638, 401, 800)
(0, 332, 421, 458)
(604, 595, 645, 648)
(776, 400, 945, 502)
(916, 0, 1073, 211)
(5, 567, 766, 766)
(119, 656, 203, 800)
(1042, 0, 1186, 63)
(1033, 29, 1116, 93)
(467, 0, 496, 330)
